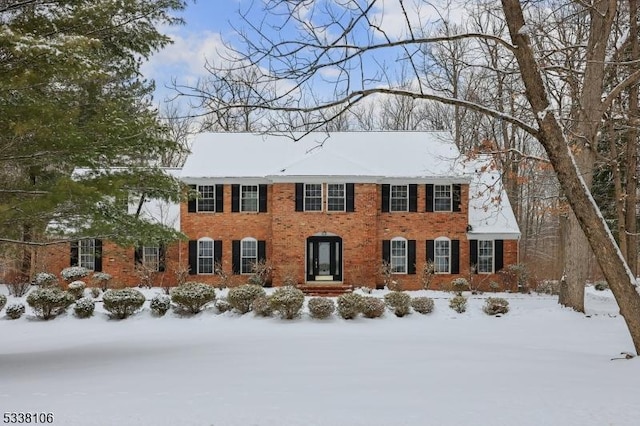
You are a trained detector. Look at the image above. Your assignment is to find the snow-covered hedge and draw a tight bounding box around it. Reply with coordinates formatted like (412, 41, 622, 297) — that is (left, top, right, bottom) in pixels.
(5, 303, 25, 320)
(102, 288, 146, 319)
(451, 277, 469, 293)
(74, 297, 95, 318)
(0, 294, 6, 311)
(449, 294, 467, 313)
(308, 297, 335, 319)
(227, 284, 266, 314)
(61, 266, 90, 282)
(170, 282, 216, 314)
(67, 280, 86, 300)
(337, 293, 363, 320)
(482, 297, 509, 315)
(91, 272, 112, 291)
(215, 298, 232, 313)
(269, 286, 304, 319)
(26, 287, 75, 320)
(251, 296, 273, 317)
(360, 296, 385, 318)
(150, 294, 171, 316)
(34, 272, 58, 287)
(384, 291, 411, 317)
(411, 297, 435, 314)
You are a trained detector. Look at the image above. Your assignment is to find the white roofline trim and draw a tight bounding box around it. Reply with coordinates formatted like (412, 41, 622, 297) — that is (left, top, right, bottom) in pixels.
(466, 232, 521, 240)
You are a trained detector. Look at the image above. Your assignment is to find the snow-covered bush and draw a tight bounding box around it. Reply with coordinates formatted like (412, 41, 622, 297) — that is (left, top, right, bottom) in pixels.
(0, 294, 6, 311)
(61, 266, 90, 282)
(150, 294, 171, 316)
(450, 277, 469, 293)
(337, 293, 363, 320)
(308, 297, 335, 319)
(102, 288, 146, 319)
(91, 272, 112, 291)
(74, 297, 95, 318)
(215, 298, 232, 313)
(252, 296, 273, 317)
(384, 291, 411, 317)
(170, 282, 216, 315)
(360, 296, 385, 318)
(5, 303, 25, 319)
(34, 272, 58, 287)
(227, 284, 266, 314)
(411, 297, 435, 314)
(449, 294, 467, 313)
(26, 287, 75, 320)
(535, 280, 559, 295)
(594, 281, 609, 291)
(269, 286, 305, 319)
(67, 280, 86, 299)
(90, 287, 101, 298)
(483, 297, 509, 315)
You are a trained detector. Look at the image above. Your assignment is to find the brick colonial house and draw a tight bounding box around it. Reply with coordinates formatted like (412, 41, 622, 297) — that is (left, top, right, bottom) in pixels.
(43, 132, 520, 290)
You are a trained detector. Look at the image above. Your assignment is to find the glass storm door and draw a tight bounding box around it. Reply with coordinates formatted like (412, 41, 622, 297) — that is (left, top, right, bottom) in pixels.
(307, 236, 343, 281)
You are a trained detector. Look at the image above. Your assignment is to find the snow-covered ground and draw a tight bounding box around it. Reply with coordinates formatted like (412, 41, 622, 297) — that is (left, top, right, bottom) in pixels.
(0, 286, 638, 426)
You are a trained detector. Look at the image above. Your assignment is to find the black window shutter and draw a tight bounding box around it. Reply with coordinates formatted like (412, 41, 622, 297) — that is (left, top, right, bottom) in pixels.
(426, 240, 434, 263)
(259, 184, 268, 212)
(70, 241, 79, 266)
(215, 184, 224, 212)
(426, 184, 434, 212)
(231, 184, 240, 212)
(232, 240, 241, 274)
(214, 240, 222, 265)
(188, 240, 197, 275)
(495, 240, 504, 272)
(409, 184, 418, 212)
(134, 245, 142, 265)
(451, 240, 460, 274)
(295, 183, 304, 211)
(382, 240, 391, 263)
(382, 184, 390, 212)
(469, 239, 478, 274)
(158, 244, 166, 272)
(453, 184, 462, 212)
(94, 239, 103, 272)
(407, 240, 416, 274)
(258, 240, 266, 261)
(188, 185, 197, 212)
(346, 183, 355, 212)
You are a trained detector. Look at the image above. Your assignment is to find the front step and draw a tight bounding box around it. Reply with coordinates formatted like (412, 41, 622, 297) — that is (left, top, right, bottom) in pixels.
(297, 284, 353, 297)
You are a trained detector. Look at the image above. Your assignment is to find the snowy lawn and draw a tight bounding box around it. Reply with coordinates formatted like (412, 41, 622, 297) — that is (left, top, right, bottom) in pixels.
(0, 286, 638, 426)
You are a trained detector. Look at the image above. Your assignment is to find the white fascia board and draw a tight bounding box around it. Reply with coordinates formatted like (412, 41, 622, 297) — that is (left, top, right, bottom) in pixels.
(466, 232, 521, 240)
(380, 176, 473, 184)
(180, 177, 271, 185)
(267, 175, 380, 184)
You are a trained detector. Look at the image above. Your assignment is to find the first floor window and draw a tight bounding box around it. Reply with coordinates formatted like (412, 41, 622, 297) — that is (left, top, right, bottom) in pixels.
(79, 239, 96, 270)
(478, 240, 494, 273)
(327, 183, 345, 211)
(241, 185, 258, 212)
(142, 246, 160, 272)
(198, 239, 214, 274)
(241, 238, 258, 274)
(304, 184, 322, 211)
(390, 185, 408, 212)
(391, 238, 407, 273)
(434, 239, 450, 273)
(198, 185, 216, 212)
(434, 184, 452, 212)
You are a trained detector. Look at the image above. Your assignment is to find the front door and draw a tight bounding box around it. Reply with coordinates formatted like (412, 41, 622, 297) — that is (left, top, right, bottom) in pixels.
(307, 236, 343, 282)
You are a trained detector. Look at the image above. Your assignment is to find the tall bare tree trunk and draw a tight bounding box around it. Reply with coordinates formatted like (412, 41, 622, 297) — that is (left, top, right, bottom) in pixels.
(626, 0, 639, 276)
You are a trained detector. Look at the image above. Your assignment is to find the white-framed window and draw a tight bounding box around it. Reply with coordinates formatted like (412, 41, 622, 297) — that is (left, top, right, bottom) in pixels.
(241, 237, 258, 274)
(434, 185, 452, 212)
(391, 237, 407, 274)
(197, 185, 216, 212)
(79, 239, 96, 270)
(241, 185, 259, 212)
(327, 183, 345, 211)
(478, 240, 494, 273)
(198, 238, 214, 274)
(434, 237, 451, 273)
(390, 185, 408, 212)
(304, 183, 323, 211)
(142, 246, 160, 272)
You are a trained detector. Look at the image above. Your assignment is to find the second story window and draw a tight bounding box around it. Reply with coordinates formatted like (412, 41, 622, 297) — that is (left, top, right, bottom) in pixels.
(304, 184, 322, 211)
(434, 185, 452, 212)
(327, 184, 345, 211)
(390, 185, 408, 212)
(197, 185, 216, 212)
(241, 185, 259, 212)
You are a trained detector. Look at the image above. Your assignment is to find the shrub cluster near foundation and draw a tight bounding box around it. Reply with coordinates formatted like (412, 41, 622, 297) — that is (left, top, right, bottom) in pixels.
(0, 294, 6, 311)
(26, 287, 75, 320)
(150, 294, 171, 316)
(360, 296, 385, 318)
(269, 286, 305, 319)
(449, 294, 467, 313)
(34, 272, 58, 287)
(170, 282, 216, 314)
(384, 291, 411, 317)
(67, 281, 86, 300)
(308, 297, 335, 319)
(102, 288, 146, 319)
(5, 303, 25, 319)
(74, 297, 95, 318)
(227, 284, 266, 314)
(252, 296, 273, 317)
(337, 293, 363, 319)
(411, 297, 435, 314)
(61, 266, 90, 282)
(483, 297, 509, 315)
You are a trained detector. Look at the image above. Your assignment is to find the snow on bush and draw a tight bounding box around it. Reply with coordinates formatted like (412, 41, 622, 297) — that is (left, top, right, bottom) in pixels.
(170, 282, 216, 315)
(61, 266, 90, 282)
(90, 287, 101, 298)
(251, 296, 273, 317)
(67, 280, 86, 300)
(384, 291, 411, 317)
(74, 297, 95, 318)
(360, 296, 385, 318)
(269, 286, 305, 320)
(34, 272, 58, 287)
(5, 303, 25, 320)
(483, 297, 509, 315)
(0, 294, 6, 311)
(450, 277, 469, 293)
(150, 294, 171, 316)
(215, 298, 231, 313)
(337, 293, 363, 320)
(91, 272, 112, 291)
(26, 287, 75, 320)
(535, 280, 559, 295)
(411, 297, 435, 314)
(449, 294, 467, 313)
(227, 284, 266, 314)
(102, 288, 146, 319)
(308, 297, 335, 319)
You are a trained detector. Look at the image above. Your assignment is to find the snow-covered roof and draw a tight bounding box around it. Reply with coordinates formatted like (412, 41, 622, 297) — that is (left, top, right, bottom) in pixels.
(181, 131, 469, 183)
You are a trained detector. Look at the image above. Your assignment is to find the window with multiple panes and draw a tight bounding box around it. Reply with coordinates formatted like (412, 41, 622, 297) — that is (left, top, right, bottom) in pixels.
(434, 185, 452, 212)
(198, 239, 214, 274)
(390, 185, 408, 212)
(477, 240, 494, 273)
(142, 246, 160, 272)
(241, 185, 259, 212)
(79, 239, 96, 270)
(304, 184, 323, 211)
(434, 239, 450, 273)
(241, 238, 258, 274)
(327, 183, 345, 211)
(391, 238, 407, 274)
(197, 185, 216, 212)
